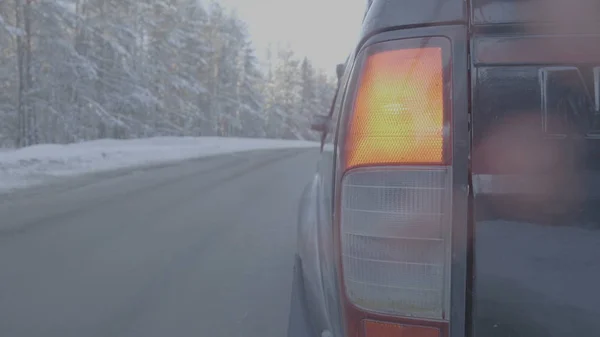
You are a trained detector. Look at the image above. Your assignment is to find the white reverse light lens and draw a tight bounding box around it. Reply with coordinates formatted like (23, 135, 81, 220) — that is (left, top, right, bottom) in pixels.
(340, 167, 452, 319)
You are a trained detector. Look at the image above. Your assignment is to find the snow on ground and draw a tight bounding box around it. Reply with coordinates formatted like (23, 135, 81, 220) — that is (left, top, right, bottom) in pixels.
(0, 137, 319, 193)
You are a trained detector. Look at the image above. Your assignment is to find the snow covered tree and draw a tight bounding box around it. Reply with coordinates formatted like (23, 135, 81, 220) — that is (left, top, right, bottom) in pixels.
(0, 0, 336, 147)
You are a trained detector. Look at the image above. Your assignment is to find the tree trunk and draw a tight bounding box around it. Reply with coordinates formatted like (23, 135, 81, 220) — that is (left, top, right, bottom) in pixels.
(14, 0, 26, 147)
(24, 0, 35, 144)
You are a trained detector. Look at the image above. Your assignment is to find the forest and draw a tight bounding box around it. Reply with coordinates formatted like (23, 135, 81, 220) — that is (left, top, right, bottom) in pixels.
(0, 0, 337, 147)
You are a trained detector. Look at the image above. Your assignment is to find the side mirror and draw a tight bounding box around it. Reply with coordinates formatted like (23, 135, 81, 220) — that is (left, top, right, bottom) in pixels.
(310, 114, 331, 133)
(336, 63, 345, 82)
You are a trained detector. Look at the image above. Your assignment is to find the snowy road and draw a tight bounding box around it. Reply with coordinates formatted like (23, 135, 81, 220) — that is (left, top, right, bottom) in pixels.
(0, 148, 319, 337)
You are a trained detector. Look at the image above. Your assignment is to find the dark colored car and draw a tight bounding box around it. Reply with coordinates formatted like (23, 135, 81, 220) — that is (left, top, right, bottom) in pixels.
(288, 0, 600, 337)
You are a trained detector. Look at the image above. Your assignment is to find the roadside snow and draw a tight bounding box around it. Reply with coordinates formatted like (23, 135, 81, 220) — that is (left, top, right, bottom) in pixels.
(0, 137, 319, 193)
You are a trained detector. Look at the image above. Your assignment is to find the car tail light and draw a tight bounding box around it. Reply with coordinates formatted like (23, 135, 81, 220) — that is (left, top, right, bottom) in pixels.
(363, 320, 440, 337)
(336, 37, 451, 337)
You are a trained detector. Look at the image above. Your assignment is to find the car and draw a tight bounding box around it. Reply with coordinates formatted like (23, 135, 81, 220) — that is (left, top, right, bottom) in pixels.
(288, 0, 600, 337)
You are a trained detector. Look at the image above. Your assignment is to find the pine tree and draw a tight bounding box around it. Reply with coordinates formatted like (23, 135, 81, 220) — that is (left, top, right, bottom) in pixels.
(0, 0, 337, 147)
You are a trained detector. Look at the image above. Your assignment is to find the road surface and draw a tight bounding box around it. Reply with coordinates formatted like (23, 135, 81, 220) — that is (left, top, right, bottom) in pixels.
(0, 148, 319, 337)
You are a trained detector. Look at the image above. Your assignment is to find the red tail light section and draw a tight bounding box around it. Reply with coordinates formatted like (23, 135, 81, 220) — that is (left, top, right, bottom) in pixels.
(337, 37, 452, 337)
(364, 320, 441, 337)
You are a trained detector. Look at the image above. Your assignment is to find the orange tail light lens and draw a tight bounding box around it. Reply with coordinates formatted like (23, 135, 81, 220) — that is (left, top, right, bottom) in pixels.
(344, 46, 448, 170)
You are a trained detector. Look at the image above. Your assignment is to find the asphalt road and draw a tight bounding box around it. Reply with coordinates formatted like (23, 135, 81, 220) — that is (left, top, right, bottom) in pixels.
(0, 148, 319, 337)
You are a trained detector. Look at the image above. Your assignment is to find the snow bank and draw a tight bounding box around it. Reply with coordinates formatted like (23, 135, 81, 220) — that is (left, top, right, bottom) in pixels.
(0, 137, 319, 193)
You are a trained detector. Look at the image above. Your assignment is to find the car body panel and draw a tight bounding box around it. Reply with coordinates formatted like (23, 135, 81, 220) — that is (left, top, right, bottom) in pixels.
(295, 44, 356, 337)
(297, 175, 329, 332)
(361, 0, 466, 42)
(471, 0, 600, 29)
(470, 1, 600, 336)
(470, 34, 600, 337)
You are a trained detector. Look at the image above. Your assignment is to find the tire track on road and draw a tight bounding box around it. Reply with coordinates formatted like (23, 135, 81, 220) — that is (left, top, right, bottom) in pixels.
(0, 149, 306, 238)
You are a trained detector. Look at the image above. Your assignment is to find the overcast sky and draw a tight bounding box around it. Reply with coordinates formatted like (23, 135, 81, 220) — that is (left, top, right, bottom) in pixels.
(217, 0, 366, 74)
